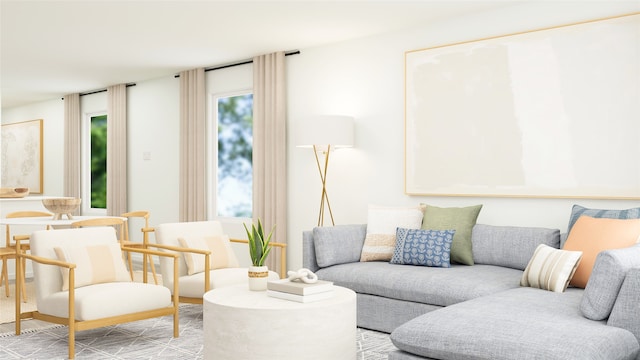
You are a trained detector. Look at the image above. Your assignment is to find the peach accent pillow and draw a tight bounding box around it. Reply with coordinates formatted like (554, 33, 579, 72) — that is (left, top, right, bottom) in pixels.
(178, 235, 240, 275)
(54, 243, 131, 291)
(563, 216, 640, 288)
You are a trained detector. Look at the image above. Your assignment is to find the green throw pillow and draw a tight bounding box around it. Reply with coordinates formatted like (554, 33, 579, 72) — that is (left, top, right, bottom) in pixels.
(421, 204, 483, 265)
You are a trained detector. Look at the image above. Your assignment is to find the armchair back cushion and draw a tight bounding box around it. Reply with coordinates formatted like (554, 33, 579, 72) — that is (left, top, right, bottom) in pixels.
(155, 221, 225, 288)
(30, 227, 125, 308)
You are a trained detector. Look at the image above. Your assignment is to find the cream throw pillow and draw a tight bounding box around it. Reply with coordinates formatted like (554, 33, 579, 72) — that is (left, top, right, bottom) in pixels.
(520, 244, 582, 293)
(54, 243, 131, 291)
(360, 205, 425, 262)
(178, 235, 240, 275)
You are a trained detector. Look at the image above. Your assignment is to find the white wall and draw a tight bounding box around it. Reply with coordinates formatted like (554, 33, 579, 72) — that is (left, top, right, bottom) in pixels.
(2, 2, 639, 272)
(285, 2, 640, 269)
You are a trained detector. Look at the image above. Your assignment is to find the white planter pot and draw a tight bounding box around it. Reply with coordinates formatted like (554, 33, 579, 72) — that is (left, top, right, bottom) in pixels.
(248, 265, 269, 291)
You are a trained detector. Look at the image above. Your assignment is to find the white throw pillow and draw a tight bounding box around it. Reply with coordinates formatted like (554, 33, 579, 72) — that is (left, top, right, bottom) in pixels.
(54, 242, 131, 291)
(360, 205, 425, 262)
(520, 244, 582, 293)
(178, 235, 240, 275)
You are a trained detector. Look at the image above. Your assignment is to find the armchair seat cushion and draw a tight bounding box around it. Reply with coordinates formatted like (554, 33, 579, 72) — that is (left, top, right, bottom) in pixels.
(38, 282, 171, 321)
(177, 268, 279, 298)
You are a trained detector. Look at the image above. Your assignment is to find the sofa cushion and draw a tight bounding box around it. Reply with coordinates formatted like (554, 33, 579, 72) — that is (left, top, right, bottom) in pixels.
(316, 262, 522, 307)
(472, 224, 561, 270)
(390, 287, 640, 360)
(421, 204, 482, 265)
(313, 224, 367, 268)
(563, 216, 640, 288)
(608, 268, 640, 342)
(568, 204, 640, 233)
(520, 244, 582, 293)
(390, 228, 455, 268)
(581, 244, 640, 321)
(360, 205, 424, 262)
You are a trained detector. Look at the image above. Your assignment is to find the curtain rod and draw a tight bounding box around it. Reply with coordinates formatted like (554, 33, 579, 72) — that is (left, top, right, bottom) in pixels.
(61, 83, 137, 100)
(174, 50, 300, 78)
(61, 50, 300, 99)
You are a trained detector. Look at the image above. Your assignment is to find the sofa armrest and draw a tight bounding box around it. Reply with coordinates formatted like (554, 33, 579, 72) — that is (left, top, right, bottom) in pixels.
(302, 231, 319, 273)
(608, 268, 640, 342)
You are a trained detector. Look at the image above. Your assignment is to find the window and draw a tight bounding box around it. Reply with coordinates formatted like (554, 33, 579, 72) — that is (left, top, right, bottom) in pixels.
(83, 113, 107, 212)
(212, 92, 253, 218)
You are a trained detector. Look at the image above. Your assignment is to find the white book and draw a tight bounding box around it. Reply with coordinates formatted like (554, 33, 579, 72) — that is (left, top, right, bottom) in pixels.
(266, 279, 334, 295)
(267, 289, 334, 303)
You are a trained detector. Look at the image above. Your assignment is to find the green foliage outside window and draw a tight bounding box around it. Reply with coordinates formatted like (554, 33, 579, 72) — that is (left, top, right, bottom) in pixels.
(217, 94, 253, 218)
(90, 115, 107, 209)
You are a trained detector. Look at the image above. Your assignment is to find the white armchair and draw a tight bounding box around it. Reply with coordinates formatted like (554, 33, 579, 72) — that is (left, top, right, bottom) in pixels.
(148, 220, 285, 304)
(15, 227, 180, 360)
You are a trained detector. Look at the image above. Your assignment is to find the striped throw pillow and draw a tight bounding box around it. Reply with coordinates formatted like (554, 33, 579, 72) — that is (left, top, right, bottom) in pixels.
(520, 244, 582, 293)
(54, 242, 131, 291)
(359, 205, 425, 262)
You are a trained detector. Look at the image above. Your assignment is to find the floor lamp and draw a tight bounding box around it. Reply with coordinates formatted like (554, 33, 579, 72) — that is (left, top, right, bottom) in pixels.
(297, 115, 354, 226)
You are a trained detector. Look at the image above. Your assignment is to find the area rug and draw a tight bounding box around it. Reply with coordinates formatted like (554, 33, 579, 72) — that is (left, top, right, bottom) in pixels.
(0, 303, 397, 359)
(0, 280, 37, 325)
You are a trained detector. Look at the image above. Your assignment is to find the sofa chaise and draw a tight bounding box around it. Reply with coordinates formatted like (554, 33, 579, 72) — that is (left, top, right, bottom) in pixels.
(303, 218, 640, 359)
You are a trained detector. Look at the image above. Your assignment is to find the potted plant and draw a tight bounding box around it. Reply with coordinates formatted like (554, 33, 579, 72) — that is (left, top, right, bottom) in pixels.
(244, 218, 274, 291)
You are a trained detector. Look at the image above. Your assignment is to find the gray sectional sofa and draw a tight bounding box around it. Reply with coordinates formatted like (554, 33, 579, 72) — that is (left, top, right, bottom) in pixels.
(302, 223, 640, 360)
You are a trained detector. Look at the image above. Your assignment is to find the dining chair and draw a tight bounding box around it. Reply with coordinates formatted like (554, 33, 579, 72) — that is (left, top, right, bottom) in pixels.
(15, 227, 179, 359)
(1, 210, 52, 301)
(121, 210, 158, 284)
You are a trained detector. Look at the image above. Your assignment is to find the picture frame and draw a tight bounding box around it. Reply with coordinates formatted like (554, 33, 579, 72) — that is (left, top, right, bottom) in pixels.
(1, 119, 44, 194)
(405, 13, 640, 199)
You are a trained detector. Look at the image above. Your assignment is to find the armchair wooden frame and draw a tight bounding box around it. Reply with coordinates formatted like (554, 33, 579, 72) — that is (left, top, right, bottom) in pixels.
(121, 211, 158, 284)
(143, 227, 287, 304)
(14, 237, 180, 360)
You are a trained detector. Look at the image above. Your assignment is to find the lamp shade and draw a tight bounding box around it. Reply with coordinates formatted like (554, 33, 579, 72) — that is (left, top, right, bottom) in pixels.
(296, 115, 354, 150)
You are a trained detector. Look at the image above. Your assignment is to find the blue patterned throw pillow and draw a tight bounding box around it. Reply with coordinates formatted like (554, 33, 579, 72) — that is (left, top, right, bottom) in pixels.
(568, 205, 640, 233)
(391, 228, 455, 267)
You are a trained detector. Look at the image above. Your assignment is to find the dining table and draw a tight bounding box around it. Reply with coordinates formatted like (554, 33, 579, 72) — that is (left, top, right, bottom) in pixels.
(0, 215, 127, 228)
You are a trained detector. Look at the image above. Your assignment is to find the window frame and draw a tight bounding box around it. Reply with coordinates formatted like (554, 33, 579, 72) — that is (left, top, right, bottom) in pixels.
(207, 89, 254, 224)
(81, 111, 108, 215)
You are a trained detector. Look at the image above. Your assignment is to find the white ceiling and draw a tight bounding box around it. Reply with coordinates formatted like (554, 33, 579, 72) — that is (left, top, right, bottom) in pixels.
(0, 0, 516, 109)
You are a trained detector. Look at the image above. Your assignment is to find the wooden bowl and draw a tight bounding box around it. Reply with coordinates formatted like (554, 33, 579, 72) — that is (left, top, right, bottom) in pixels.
(0, 187, 30, 198)
(42, 198, 82, 220)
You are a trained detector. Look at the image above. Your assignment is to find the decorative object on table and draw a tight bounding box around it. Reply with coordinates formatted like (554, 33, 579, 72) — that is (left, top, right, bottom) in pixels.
(267, 267, 334, 302)
(244, 218, 274, 291)
(0, 187, 29, 198)
(1, 119, 44, 194)
(296, 115, 354, 226)
(268, 278, 334, 296)
(286, 267, 318, 283)
(41, 197, 82, 220)
(266, 288, 334, 303)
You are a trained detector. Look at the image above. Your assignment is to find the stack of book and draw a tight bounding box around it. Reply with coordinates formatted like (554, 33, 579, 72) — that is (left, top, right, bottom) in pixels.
(266, 279, 334, 303)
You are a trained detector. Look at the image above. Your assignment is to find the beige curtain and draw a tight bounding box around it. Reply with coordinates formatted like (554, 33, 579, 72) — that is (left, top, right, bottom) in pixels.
(106, 84, 128, 216)
(64, 93, 82, 214)
(253, 52, 287, 272)
(179, 68, 207, 221)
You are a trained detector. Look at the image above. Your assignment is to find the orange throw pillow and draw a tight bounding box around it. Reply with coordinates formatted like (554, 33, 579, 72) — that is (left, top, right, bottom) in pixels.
(563, 216, 640, 288)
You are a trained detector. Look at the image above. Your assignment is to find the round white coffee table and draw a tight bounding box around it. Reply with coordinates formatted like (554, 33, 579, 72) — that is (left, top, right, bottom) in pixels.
(203, 284, 356, 360)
